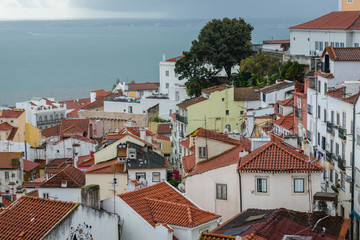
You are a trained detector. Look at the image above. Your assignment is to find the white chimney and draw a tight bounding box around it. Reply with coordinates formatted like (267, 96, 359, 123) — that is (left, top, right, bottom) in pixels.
(162, 53, 166, 62)
(140, 128, 146, 141)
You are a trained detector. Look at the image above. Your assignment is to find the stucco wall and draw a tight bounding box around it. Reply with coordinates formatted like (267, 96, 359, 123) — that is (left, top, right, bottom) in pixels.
(38, 188, 81, 202)
(127, 168, 167, 191)
(185, 164, 239, 221)
(194, 137, 234, 164)
(85, 173, 127, 200)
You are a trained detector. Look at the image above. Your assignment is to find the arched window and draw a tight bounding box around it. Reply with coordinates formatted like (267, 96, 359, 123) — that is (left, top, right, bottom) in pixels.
(50, 115, 53, 122)
(55, 114, 58, 121)
(44, 116, 48, 122)
(39, 116, 42, 123)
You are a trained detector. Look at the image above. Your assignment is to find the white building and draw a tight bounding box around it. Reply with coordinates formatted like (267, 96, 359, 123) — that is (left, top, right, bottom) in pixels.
(102, 181, 221, 240)
(238, 138, 323, 212)
(289, 11, 360, 57)
(104, 96, 159, 114)
(260, 80, 294, 108)
(16, 97, 66, 129)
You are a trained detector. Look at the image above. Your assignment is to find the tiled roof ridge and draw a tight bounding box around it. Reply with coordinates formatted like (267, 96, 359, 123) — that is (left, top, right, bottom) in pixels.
(350, 14, 360, 30)
(85, 158, 118, 173)
(61, 165, 83, 187)
(197, 145, 240, 166)
(195, 128, 242, 145)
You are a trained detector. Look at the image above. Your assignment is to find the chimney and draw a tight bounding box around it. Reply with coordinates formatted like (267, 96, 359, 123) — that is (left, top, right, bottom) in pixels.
(162, 54, 166, 62)
(140, 128, 146, 141)
(73, 151, 79, 168)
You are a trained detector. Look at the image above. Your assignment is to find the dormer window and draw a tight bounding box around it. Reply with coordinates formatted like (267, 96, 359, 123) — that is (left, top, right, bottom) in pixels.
(198, 147, 207, 158)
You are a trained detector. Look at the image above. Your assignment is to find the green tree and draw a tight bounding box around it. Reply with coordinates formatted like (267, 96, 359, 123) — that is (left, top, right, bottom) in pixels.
(280, 61, 304, 82)
(175, 17, 253, 97)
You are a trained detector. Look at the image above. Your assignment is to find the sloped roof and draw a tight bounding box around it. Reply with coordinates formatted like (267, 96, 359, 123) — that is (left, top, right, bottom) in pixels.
(272, 114, 294, 131)
(322, 45, 360, 61)
(202, 84, 230, 95)
(126, 142, 167, 169)
(0, 152, 22, 169)
(0, 122, 13, 131)
(166, 55, 184, 62)
(7, 127, 18, 141)
(0, 109, 24, 119)
(210, 208, 350, 240)
(200, 233, 236, 240)
(278, 97, 294, 106)
(25, 190, 39, 198)
(263, 40, 290, 44)
(191, 128, 242, 146)
(260, 81, 294, 94)
(182, 154, 196, 173)
(67, 99, 104, 118)
(77, 154, 94, 168)
(118, 182, 220, 228)
(326, 87, 360, 104)
(40, 165, 85, 188)
(128, 82, 159, 91)
(154, 134, 170, 141)
(118, 126, 154, 138)
(188, 145, 244, 176)
(86, 159, 125, 174)
(177, 97, 207, 108)
(59, 98, 90, 109)
(157, 122, 171, 135)
(234, 88, 261, 101)
(60, 119, 89, 137)
(23, 159, 39, 172)
(41, 125, 60, 138)
(290, 11, 360, 30)
(45, 158, 73, 168)
(0, 196, 77, 239)
(238, 141, 322, 172)
(180, 138, 191, 149)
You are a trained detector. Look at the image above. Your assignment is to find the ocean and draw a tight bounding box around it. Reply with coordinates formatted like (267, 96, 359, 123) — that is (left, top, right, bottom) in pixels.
(0, 17, 308, 106)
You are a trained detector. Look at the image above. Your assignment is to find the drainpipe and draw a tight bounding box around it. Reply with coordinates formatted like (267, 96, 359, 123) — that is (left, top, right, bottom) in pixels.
(351, 102, 356, 239)
(238, 170, 243, 212)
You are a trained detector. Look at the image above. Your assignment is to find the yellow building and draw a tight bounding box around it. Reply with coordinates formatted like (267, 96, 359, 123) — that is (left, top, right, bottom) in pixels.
(178, 86, 260, 135)
(341, 0, 360, 11)
(0, 109, 26, 142)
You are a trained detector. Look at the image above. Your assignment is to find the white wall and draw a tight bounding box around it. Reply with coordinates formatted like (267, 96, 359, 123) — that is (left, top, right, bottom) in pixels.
(127, 168, 167, 191)
(104, 100, 158, 114)
(185, 164, 239, 221)
(45, 138, 96, 161)
(43, 204, 119, 240)
(38, 188, 81, 202)
(261, 85, 294, 108)
(241, 172, 321, 212)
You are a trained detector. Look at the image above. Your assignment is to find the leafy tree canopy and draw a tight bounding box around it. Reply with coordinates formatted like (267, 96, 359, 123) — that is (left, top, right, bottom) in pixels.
(175, 17, 253, 97)
(280, 61, 304, 82)
(240, 52, 280, 78)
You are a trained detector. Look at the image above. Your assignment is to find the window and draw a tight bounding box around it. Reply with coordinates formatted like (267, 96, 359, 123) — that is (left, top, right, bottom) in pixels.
(349, 0, 354, 3)
(166, 83, 169, 89)
(337, 113, 340, 125)
(10, 120, 14, 123)
(222, 98, 224, 102)
(225, 110, 229, 115)
(342, 112, 346, 129)
(356, 43, 359, 47)
(256, 178, 267, 193)
(11, 173, 15, 178)
(262, 93, 266, 102)
(225, 124, 231, 132)
(294, 178, 305, 193)
(165, 70, 169, 77)
(50, 115, 53, 122)
(198, 147, 207, 158)
(324, 82, 327, 93)
(39, 116, 42, 123)
(325, 42, 329, 47)
(330, 139, 334, 154)
(318, 105, 321, 119)
(43, 193, 49, 199)
(342, 142, 345, 160)
(336, 143, 340, 156)
(331, 111, 334, 124)
(5, 172, 9, 181)
(136, 172, 146, 180)
(152, 172, 160, 182)
(335, 42, 340, 47)
(44, 116, 47, 122)
(318, 132, 321, 146)
(216, 184, 227, 200)
(128, 106, 133, 113)
(318, 80, 321, 93)
(320, 41, 324, 51)
(357, 128, 360, 146)
(341, 172, 345, 191)
(324, 109, 327, 122)
(315, 41, 319, 51)
(340, 42, 345, 47)
(330, 169, 333, 182)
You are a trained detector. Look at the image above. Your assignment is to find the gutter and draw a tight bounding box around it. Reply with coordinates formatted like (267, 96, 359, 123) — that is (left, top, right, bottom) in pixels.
(238, 170, 243, 212)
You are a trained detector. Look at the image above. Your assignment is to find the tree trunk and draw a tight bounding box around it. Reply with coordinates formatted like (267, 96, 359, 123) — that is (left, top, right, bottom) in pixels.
(225, 67, 232, 80)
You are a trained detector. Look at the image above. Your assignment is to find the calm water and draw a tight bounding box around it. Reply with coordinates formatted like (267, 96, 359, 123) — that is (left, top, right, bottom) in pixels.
(0, 17, 307, 106)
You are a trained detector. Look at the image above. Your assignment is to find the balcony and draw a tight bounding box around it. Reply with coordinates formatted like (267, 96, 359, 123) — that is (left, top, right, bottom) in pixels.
(326, 122, 334, 133)
(339, 128, 346, 140)
(176, 114, 188, 124)
(337, 156, 346, 171)
(307, 105, 312, 115)
(325, 151, 333, 162)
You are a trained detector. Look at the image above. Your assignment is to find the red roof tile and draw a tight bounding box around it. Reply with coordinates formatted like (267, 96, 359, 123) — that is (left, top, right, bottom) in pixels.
(128, 82, 159, 91)
(202, 84, 229, 95)
(290, 11, 360, 30)
(166, 55, 184, 62)
(41, 125, 60, 138)
(188, 145, 244, 176)
(201, 232, 236, 240)
(238, 141, 322, 172)
(0, 109, 24, 119)
(77, 154, 94, 168)
(40, 165, 85, 188)
(315, 69, 335, 78)
(182, 154, 196, 173)
(86, 159, 125, 174)
(191, 128, 242, 146)
(272, 114, 294, 131)
(118, 126, 154, 138)
(34, 159, 46, 169)
(0, 122, 13, 131)
(327, 87, 360, 104)
(260, 81, 293, 94)
(263, 40, 290, 44)
(277, 97, 293, 106)
(118, 182, 220, 228)
(23, 159, 39, 172)
(46, 158, 73, 168)
(154, 134, 170, 141)
(7, 127, 18, 141)
(157, 122, 171, 135)
(177, 97, 207, 108)
(180, 138, 191, 149)
(322, 46, 360, 61)
(60, 119, 89, 137)
(0, 196, 77, 239)
(0, 152, 22, 169)
(25, 190, 39, 198)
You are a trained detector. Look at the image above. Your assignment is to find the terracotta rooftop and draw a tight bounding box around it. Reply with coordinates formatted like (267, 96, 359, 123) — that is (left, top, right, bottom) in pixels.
(45, 158, 73, 168)
(315, 69, 335, 79)
(60, 119, 90, 137)
(263, 40, 290, 44)
(25, 190, 39, 198)
(40, 165, 85, 188)
(238, 140, 322, 172)
(23, 159, 39, 172)
(234, 88, 261, 101)
(182, 154, 196, 173)
(118, 126, 154, 138)
(260, 81, 294, 94)
(210, 208, 350, 240)
(322, 45, 360, 61)
(166, 55, 184, 62)
(272, 114, 294, 131)
(128, 82, 159, 91)
(157, 122, 171, 135)
(191, 128, 242, 146)
(41, 125, 60, 138)
(200, 232, 236, 240)
(0, 196, 77, 239)
(118, 181, 220, 228)
(77, 154, 94, 168)
(86, 159, 125, 174)
(177, 97, 207, 108)
(327, 87, 360, 104)
(202, 84, 230, 95)
(59, 98, 90, 109)
(7, 127, 18, 141)
(0, 122, 13, 131)
(0, 152, 22, 169)
(0, 109, 24, 119)
(277, 97, 293, 106)
(154, 134, 170, 141)
(188, 145, 244, 176)
(290, 11, 360, 30)
(180, 138, 191, 150)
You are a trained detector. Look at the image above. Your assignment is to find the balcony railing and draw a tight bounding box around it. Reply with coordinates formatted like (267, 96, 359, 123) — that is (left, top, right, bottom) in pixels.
(326, 151, 333, 162)
(307, 104, 312, 115)
(326, 122, 334, 133)
(176, 114, 188, 124)
(339, 128, 346, 140)
(337, 156, 346, 171)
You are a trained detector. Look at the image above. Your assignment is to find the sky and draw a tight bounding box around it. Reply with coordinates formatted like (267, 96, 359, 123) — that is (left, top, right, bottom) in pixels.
(0, 0, 338, 20)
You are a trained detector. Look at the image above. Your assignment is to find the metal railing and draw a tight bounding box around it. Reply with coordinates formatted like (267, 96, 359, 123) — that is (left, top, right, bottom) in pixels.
(176, 115, 188, 124)
(339, 128, 346, 140)
(326, 122, 334, 133)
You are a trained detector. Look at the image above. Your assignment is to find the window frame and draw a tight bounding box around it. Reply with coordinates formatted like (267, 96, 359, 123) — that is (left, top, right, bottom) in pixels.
(198, 146, 207, 158)
(216, 184, 227, 200)
(256, 177, 268, 194)
(136, 172, 146, 180)
(152, 172, 160, 182)
(293, 178, 305, 193)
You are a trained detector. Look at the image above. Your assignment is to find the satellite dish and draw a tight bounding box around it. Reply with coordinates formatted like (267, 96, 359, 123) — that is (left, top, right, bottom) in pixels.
(345, 175, 352, 183)
(178, 183, 185, 191)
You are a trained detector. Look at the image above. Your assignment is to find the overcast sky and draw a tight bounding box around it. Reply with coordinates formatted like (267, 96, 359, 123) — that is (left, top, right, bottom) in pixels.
(0, 0, 338, 20)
